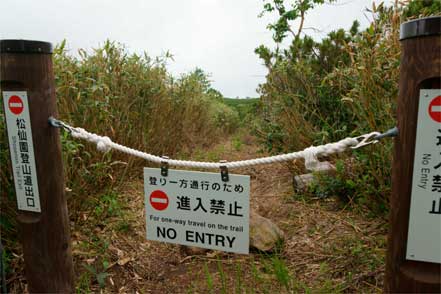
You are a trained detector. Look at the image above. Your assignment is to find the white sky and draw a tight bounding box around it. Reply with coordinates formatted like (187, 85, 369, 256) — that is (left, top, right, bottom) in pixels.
(1, 0, 392, 98)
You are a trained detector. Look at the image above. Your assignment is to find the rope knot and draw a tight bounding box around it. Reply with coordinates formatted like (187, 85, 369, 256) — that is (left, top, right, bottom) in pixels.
(71, 128, 112, 152)
(303, 146, 320, 171)
(71, 128, 87, 139)
(97, 136, 112, 152)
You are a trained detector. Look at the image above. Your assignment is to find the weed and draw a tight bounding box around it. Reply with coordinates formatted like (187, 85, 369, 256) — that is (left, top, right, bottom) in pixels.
(235, 262, 243, 293)
(216, 257, 227, 294)
(271, 256, 291, 291)
(232, 135, 243, 151)
(116, 219, 131, 233)
(307, 160, 356, 202)
(251, 258, 262, 285)
(76, 271, 92, 294)
(83, 260, 109, 289)
(203, 262, 214, 292)
(255, 1, 439, 214)
(186, 283, 195, 294)
(0, 248, 11, 276)
(0, 41, 240, 249)
(205, 150, 221, 162)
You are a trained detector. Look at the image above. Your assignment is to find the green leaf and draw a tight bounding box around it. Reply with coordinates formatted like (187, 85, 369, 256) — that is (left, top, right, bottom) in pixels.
(96, 272, 109, 288)
(83, 264, 97, 275)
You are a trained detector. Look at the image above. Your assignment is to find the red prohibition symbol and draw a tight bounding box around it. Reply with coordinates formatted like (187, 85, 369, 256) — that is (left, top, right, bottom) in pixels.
(8, 95, 24, 115)
(428, 95, 441, 123)
(149, 190, 169, 211)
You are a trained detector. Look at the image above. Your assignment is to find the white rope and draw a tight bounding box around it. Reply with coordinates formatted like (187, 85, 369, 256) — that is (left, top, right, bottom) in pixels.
(67, 124, 380, 170)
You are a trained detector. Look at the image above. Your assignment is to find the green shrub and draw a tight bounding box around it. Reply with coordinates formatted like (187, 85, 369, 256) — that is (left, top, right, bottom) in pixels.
(255, 0, 440, 213)
(0, 40, 239, 245)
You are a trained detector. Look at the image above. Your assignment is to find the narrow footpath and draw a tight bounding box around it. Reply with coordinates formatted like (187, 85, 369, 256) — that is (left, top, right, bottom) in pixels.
(11, 134, 388, 293)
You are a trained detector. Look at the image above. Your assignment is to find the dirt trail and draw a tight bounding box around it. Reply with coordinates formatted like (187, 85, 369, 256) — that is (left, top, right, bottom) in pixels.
(9, 134, 387, 293)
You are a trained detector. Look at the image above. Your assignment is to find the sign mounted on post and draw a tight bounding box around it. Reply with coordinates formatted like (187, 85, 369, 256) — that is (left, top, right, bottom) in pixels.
(2, 91, 41, 212)
(406, 89, 441, 264)
(144, 168, 250, 254)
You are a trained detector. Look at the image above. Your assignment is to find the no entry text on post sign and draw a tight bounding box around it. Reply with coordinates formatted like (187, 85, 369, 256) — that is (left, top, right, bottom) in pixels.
(2, 91, 41, 212)
(406, 89, 441, 264)
(144, 168, 250, 254)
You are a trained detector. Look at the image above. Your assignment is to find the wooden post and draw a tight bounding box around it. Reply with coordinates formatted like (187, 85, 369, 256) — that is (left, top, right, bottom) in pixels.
(1, 40, 74, 292)
(386, 17, 441, 293)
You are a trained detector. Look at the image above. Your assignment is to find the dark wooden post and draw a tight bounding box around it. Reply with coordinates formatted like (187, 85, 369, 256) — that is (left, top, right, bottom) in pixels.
(386, 17, 441, 293)
(1, 40, 74, 292)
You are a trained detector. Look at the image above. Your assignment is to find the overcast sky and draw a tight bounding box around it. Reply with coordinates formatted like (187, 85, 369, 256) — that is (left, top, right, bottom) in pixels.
(1, 0, 392, 98)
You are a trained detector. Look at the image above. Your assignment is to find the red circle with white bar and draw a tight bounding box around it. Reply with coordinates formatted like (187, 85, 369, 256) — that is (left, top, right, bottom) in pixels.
(8, 95, 24, 115)
(428, 95, 441, 123)
(149, 190, 169, 211)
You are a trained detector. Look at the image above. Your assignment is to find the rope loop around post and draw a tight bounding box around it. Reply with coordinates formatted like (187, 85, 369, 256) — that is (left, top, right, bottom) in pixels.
(303, 146, 320, 171)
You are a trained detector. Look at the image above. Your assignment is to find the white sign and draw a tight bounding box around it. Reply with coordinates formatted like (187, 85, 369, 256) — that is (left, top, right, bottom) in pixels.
(144, 168, 250, 254)
(2, 91, 41, 212)
(406, 89, 441, 264)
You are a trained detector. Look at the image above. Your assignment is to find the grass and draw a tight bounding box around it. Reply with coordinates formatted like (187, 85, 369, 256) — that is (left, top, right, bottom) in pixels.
(0, 39, 240, 225)
(180, 161, 386, 293)
(3, 133, 388, 292)
(83, 261, 109, 289)
(192, 246, 383, 294)
(231, 134, 243, 151)
(271, 256, 292, 290)
(216, 257, 228, 294)
(0, 2, 417, 292)
(253, 1, 436, 213)
(203, 262, 214, 292)
(234, 262, 243, 293)
(0, 40, 242, 293)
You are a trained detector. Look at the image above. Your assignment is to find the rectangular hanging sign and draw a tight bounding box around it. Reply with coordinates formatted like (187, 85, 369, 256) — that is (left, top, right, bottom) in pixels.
(144, 168, 250, 254)
(2, 91, 41, 212)
(406, 89, 441, 264)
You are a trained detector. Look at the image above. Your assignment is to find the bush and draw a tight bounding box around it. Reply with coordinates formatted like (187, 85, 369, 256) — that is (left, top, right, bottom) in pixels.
(255, 0, 440, 213)
(52, 40, 238, 193)
(0, 40, 239, 245)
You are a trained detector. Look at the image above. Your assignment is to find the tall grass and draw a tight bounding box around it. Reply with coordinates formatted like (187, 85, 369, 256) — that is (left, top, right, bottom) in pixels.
(255, 1, 440, 212)
(53, 40, 238, 193)
(324, 4, 401, 211)
(0, 40, 239, 251)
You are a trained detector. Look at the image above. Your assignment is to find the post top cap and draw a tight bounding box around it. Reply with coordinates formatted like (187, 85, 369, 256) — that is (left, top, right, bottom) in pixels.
(0, 39, 53, 54)
(400, 16, 441, 40)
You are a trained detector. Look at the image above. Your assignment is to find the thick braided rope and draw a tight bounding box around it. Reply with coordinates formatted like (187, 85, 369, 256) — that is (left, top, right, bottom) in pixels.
(70, 126, 375, 170)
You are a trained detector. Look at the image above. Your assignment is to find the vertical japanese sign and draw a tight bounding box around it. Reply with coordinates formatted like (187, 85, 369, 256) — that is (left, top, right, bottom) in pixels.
(2, 91, 41, 212)
(406, 89, 441, 263)
(144, 168, 250, 254)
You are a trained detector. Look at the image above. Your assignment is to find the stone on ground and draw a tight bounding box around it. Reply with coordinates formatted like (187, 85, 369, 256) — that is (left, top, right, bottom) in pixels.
(294, 161, 336, 192)
(181, 246, 209, 255)
(249, 211, 284, 251)
(308, 161, 335, 173)
(180, 211, 284, 254)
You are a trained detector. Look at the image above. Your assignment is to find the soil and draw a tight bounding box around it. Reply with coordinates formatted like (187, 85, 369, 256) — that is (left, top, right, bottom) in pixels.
(6, 135, 388, 293)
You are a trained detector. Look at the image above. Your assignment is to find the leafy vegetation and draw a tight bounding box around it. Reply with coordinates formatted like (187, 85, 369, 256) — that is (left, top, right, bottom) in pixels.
(1, 39, 240, 208)
(54, 41, 239, 194)
(255, 0, 440, 213)
(1, 0, 440, 292)
(0, 40, 240, 283)
(223, 97, 259, 125)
